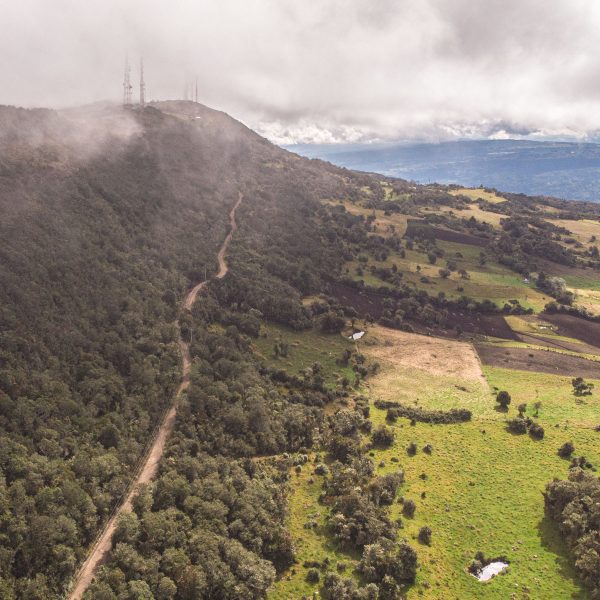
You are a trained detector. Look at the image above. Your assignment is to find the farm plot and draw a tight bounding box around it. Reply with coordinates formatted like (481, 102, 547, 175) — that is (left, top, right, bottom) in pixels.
(345, 238, 549, 311)
(450, 187, 507, 204)
(475, 344, 600, 378)
(269, 324, 598, 600)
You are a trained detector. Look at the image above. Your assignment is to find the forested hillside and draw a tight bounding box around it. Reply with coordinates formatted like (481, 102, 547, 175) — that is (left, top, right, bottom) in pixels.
(0, 101, 359, 598)
(1, 101, 599, 599)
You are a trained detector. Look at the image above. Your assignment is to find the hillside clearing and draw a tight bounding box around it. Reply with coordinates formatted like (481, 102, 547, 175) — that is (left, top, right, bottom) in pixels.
(450, 187, 507, 204)
(364, 325, 487, 385)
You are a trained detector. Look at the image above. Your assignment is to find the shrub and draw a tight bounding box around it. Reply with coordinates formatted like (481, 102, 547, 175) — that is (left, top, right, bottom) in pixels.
(506, 418, 528, 434)
(406, 442, 417, 456)
(529, 422, 545, 440)
(558, 442, 575, 459)
(358, 538, 418, 585)
(572, 377, 594, 396)
(372, 425, 395, 448)
(496, 391, 511, 410)
(329, 493, 395, 549)
(306, 568, 320, 584)
(402, 499, 416, 518)
(319, 311, 346, 333)
(386, 408, 399, 423)
(374, 400, 471, 424)
(418, 526, 432, 545)
(368, 472, 404, 506)
(314, 463, 329, 476)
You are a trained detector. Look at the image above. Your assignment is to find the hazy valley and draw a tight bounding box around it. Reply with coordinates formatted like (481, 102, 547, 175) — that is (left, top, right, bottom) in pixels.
(290, 139, 600, 203)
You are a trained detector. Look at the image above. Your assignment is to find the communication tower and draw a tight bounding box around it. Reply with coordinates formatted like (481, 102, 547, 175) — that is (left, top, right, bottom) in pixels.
(139, 58, 146, 106)
(123, 56, 133, 106)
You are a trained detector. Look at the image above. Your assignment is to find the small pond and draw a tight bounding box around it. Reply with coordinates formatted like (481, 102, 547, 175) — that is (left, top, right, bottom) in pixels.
(474, 561, 509, 581)
(349, 331, 365, 341)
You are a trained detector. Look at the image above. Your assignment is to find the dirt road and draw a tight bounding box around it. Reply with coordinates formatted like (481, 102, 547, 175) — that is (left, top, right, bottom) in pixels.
(68, 192, 243, 599)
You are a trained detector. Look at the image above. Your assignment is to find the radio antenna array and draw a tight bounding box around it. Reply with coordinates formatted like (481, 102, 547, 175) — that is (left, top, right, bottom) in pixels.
(123, 55, 133, 106)
(139, 58, 146, 106)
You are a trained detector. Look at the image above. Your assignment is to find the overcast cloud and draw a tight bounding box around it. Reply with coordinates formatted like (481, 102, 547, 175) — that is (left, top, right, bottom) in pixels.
(2, 0, 600, 143)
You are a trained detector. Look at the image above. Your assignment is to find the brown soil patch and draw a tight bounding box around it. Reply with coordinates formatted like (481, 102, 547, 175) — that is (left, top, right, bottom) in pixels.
(329, 283, 518, 341)
(475, 344, 600, 378)
(366, 325, 487, 386)
(542, 314, 600, 350)
(446, 311, 518, 340)
(537, 257, 600, 280)
(516, 332, 600, 356)
(330, 282, 385, 319)
(405, 220, 489, 247)
(429, 227, 489, 247)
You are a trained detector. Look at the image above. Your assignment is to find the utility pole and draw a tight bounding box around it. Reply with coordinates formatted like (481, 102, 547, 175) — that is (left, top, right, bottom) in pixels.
(139, 58, 146, 106)
(123, 55, 132, 106)
(195, 77, 198, 103)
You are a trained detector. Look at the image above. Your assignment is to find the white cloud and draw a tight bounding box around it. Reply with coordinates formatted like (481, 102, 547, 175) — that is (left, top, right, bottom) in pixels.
(2, 0, 600, 142)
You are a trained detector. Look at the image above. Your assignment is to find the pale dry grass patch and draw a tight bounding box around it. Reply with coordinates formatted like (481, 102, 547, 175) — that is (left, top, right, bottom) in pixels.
(365, 325, 487, 385)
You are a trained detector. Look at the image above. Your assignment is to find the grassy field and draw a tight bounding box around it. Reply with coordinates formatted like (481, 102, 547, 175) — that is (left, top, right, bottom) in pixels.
(426, 204, 506, 228)
(450, 187, 507, 204)
(548, 218, 600, 250)
(268, 325, 599, 600)
(382, 181, 414, 202)
(476, 337, 600, 365)
(325, 198, 410, 237)
(270, 453, 361, 600)
(571, 287, 600, 314)
(345, 239, 549, 311)
(253, 321, 356, 389)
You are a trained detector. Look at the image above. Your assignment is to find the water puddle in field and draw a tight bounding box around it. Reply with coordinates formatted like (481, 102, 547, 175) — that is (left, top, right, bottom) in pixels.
(473, 561, 509, 581)
(349, 331, 365, 341)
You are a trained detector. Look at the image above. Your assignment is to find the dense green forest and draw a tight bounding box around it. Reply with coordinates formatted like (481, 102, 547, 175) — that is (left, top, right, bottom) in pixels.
(0, 101, 381, 598)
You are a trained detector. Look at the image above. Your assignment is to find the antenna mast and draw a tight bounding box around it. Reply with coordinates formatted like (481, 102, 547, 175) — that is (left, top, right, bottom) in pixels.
(195, 77, 198, 103)
(123, 55, 132, 106)
(139, 58, 146, 106)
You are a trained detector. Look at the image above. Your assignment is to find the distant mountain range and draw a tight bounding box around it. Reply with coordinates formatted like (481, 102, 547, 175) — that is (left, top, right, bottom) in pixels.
(286, 139, 600, 202)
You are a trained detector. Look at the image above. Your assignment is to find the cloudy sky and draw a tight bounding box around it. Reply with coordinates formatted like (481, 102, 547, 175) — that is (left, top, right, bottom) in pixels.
(2, 0, 600, 143)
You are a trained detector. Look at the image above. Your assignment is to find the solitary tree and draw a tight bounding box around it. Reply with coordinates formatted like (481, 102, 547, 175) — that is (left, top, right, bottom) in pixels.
(496, 391, 511, 410)
(558, 442, 575, 458)
(372, 425, 395, 448)
(402, 499, 416, 518)
(418, 526, 432, 545)
(572, 377, 594, 396)
(529, 422, 545, 440)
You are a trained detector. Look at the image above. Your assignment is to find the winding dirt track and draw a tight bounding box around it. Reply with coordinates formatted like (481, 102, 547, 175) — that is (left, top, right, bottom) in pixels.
(68, 192, 243, 600)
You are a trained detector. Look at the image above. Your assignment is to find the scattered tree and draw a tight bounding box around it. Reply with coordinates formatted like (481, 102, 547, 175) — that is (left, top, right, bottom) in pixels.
(558, 442, 575, 459)
(496, 391, 511, 410)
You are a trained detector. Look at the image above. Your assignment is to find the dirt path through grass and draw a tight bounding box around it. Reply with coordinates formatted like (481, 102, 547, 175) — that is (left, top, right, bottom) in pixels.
(68, 192, 243, 599)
